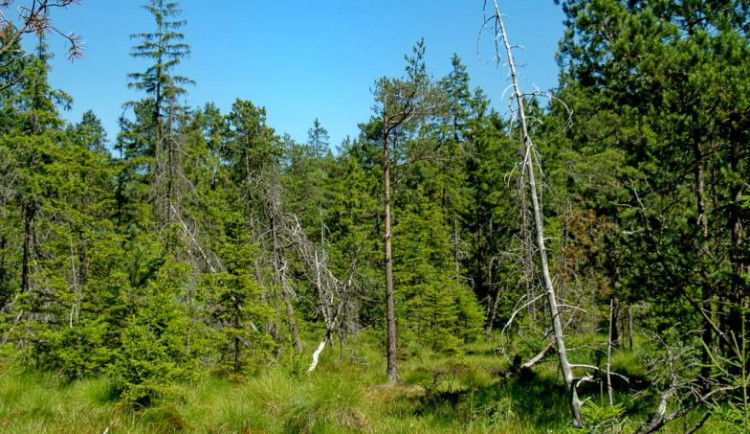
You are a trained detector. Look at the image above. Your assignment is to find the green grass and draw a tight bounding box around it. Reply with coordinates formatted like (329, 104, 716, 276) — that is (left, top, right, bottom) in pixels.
(0, 333, 728, 433)
(0, 371, 119, 433)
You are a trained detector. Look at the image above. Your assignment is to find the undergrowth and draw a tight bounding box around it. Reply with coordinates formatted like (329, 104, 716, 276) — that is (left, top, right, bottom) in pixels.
(0, 332, 728, 433)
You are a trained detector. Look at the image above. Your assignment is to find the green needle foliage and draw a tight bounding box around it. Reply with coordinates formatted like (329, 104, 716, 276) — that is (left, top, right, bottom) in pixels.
(0, 0, 747, 432)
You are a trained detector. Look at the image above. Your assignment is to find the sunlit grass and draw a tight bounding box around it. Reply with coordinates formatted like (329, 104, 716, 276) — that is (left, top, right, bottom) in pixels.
(0, 332, 728, 433)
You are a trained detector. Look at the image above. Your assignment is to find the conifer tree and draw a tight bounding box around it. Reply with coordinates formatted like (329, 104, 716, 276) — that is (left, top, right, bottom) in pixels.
(67, 110, 109, 155)
(372, 40, 445, 383)
(550, 0, 749, 429)
(282, 120, 332, 238)
(0, 42, 117, 378)
(120, 0, 194, 228)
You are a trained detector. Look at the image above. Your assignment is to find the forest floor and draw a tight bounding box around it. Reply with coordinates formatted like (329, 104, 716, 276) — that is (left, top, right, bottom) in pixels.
(0, 332, 729, 433)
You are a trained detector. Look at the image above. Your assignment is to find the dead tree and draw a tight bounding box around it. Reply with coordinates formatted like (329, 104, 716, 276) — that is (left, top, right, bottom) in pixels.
(634, 334, 739, 434)
(282, 216, 358, 372)
(484, 1, 582, 427)
(253, 173, 359, 370)
(262, 169, 303, 355)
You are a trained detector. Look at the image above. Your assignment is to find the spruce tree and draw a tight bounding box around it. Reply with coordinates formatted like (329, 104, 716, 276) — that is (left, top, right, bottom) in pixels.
(67, 110, 109, 155)
(120, 0, 194, 228)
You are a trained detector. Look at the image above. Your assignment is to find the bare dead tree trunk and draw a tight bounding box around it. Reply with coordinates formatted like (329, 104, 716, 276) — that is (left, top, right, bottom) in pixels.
(520, 168, 536, 322)
(628, 305, 633, 351)
(453, 216, 461, 281)
(693, 139, 714, 383)
(252, 219, 281, 355)
(308, 329, 332, 373)
(308, 247, 329, 373)
(522, 305, 581, 369)
(270, 209, 302, 355)
(260, 170, 303, 355)
(489, 2, 582, 426)
(67, 225, 80, 327)
(607, 297, 616, 406)
(269, 206, 357, 373)
(21, 201, 35, 296)
(383, 118, 399, 384)
(281, 282, 302, 354)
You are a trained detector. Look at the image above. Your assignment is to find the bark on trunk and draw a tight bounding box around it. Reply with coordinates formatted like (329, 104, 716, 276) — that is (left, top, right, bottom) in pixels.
(270, 208, 302, 354)
(453, 216, 460, 281)
(21, 202, 35, 295)
(492, 2, 582, 426)
(607, 297, 616, 406)
(610, 297, 619, 348)
(693, 140, 713, 382)
(383, 119, 399, 384)
(627, 305, 633, 351)
(727, 139, 746, 360)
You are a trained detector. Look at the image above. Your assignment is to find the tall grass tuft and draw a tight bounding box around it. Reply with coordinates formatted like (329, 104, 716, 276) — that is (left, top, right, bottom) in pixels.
(0, 333, 732, 433)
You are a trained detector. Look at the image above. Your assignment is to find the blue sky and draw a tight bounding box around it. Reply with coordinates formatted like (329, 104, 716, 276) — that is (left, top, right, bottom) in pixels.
(45, 1, 565, 148)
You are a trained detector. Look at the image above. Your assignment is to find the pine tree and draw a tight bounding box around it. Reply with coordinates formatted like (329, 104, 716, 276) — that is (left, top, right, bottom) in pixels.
(372, 40, 447, 382)
(554, 0, 750, 428)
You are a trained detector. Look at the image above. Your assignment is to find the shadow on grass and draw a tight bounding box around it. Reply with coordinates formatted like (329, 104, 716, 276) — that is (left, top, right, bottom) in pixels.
(394, 365, 571, 431)
(400, 356, 658, 433)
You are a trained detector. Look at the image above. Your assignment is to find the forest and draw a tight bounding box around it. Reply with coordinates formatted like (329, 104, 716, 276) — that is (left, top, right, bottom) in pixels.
(0, 0, 748, 432)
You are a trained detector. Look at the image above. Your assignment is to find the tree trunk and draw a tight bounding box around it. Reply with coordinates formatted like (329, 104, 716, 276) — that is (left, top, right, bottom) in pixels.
(693, 139, 713, 382)
(453, 215, 461, 281)
(21, 201, 35, 295)
(383, 118, 399, 384)
(627, 305, 633, 351)
(492, 2, 582, 426)
(308, 330, 332, 373)
(610, 297, 619, 348)
(607, 297, 616, 406)
(270, 209, 302, 355)
(282, 284, 302, 354)
(0, 234, 7, 308)
(727, 138, 746, 361)
(233, 328, 241, 372)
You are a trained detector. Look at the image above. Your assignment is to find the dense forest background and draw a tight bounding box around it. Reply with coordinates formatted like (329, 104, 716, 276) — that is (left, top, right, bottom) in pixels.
(0, 0, 748, 432)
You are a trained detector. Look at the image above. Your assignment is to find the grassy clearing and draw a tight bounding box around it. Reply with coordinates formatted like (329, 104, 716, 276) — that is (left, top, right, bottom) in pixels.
(0, 333, 727, 433)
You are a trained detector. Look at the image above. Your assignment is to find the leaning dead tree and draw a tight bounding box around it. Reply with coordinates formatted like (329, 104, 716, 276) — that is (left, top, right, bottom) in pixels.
(254, 167, 359, 369)
(283, 217, 358, 372)
(260, 169, 303, 355)
(483, 1, 582, 427)
(633, 333, 742, 434)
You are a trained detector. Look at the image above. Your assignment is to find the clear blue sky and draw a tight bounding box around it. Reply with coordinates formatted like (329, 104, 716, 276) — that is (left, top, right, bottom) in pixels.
(45, 1, 565, 149)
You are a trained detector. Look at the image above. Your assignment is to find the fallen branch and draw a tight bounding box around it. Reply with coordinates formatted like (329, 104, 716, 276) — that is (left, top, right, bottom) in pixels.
(523, 338, 555, 369)
(522, 304, 580, 369)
